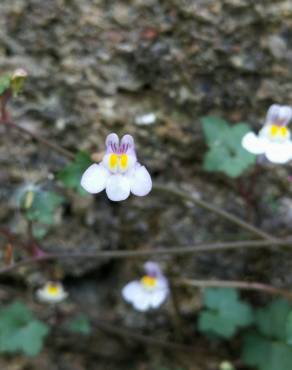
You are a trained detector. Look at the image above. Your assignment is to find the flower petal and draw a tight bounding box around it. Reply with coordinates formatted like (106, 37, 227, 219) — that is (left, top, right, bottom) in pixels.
(265, 141, 292, 164)
(266, 104, 292, 126)
(106, 174, 131, 201)
(266, 104, 281, 125)
(81, 164, 109, 194)
(241, 132, 267, 155)
(122, 281, 151, 311)
(120, 134, 136, 157)
(105, 133, 119, 154)
(144, 261, 162, 277)
(149, 288, 168, 309)
(36, 288, 68, 304)
(122, 281, 142, 303)
(129, 165, 152, 196)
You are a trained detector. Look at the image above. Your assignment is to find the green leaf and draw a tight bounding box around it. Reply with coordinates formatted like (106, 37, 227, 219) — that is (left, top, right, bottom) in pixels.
(66, 314, 91, 335)
(242, 332, 292, 370)
(201, 117, 256, 178)
(256, 298, 291, 341)
(0, 75, 11, 96)
(0, 302, 49, 356)
(23, 190, 64, 225)
(286, 311, 292, 344)
(201, 116, 230, 145)
(57, 151, 92, 195)
(198, 288, 254, 339)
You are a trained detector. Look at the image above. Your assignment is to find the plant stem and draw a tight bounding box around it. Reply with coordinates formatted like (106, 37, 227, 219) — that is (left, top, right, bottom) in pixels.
(153, 184, 274, 241)
(0, 238, 292, 274)
(177, 278, 292, 300)
(3, 119, 75, 160)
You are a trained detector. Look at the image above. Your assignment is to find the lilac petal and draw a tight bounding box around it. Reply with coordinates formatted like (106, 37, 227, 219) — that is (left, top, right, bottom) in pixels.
(266, 104, 281, 125)
(81, 164, 109, 194)
(105, 133, 119, 154)
(106, 174, 131, 201)
(120, 134, 136, 156)
(144, 261, 162, 277)
(129, 164, 152, 196)
(277, 106, 292, 126)
(266, 104, 292, 126)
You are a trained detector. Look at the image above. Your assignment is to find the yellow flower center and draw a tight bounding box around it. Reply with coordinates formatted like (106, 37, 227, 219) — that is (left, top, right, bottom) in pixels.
(109, 153, 118, 170)
(269, 125, 288, 138)
(120, 153, 128, 170)
(109, 153, 129, 171)
(141, 275, 157, 289)
(47, 284, 60, 296)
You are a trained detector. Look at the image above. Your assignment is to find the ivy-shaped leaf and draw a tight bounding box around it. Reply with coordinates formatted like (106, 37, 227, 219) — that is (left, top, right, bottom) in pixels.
(256, 298, 291, 341)
(0, 302, 49, 356)
(242, 298, 292, 370)
(22, 190, 64, 225)
(242, 333, 292, 370)
(57, 151, 92, 195)
(201, 116, 256, 178)
(198, 288, 254, 338)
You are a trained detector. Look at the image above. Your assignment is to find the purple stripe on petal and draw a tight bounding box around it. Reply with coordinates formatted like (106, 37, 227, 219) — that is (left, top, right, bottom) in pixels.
(105, 133, 119, 154)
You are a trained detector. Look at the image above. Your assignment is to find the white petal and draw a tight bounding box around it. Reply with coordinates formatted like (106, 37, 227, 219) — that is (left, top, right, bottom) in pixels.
(122, 281, 151, 312)
(129, 165, 152, 196)
(133, 297, 151, 312)
(241, 132, 267, 155)
(106, 174, 131, 201)
(122, 281, 142, 303)
(149, 289, 168, 308)
(265, 141, 292, 164)
(81, 164, 109, 194)
(36, 289, 67, 304)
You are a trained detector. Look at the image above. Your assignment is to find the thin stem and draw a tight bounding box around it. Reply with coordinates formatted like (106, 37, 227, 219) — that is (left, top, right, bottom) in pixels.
(3, 119, 75, 160)
(153, 184, 274, 241)
(177, 278, 292, 300)
(0, 238, 292, 275)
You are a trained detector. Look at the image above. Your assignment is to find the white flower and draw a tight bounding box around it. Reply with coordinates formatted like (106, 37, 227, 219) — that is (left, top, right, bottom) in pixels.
(81, 133, 152, 202)
(122, 262, 169, 312)
(242, 104, 292, 164)
(36, 281, 68, 304)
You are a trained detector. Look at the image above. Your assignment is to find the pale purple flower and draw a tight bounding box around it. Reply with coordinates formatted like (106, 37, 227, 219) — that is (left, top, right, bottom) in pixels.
(242, 104, 292, 164)
(122, 262, 169, 312)
(81, 133, 152, 201)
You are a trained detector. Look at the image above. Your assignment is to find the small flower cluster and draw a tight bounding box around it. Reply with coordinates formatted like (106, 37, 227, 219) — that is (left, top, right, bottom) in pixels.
(242, 104, 292, 164)
(36, 262, 169, 313)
